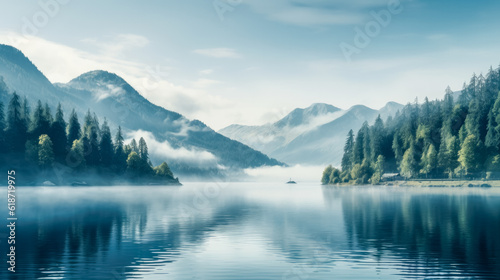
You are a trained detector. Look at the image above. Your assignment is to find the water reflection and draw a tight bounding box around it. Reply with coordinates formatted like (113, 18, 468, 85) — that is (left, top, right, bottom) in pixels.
(0, 185, 499, 279)
(325, 186, 500, 279)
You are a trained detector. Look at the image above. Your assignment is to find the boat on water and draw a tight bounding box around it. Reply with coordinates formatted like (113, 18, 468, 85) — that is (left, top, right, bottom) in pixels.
(286, 178, 297, 184)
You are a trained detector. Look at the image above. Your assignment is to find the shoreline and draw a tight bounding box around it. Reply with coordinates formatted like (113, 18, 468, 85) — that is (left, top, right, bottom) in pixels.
(328, 180, 500, 188)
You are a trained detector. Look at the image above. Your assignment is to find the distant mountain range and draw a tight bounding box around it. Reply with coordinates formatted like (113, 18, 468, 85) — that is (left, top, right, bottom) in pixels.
(0, 44, 283, 177)
(219, 102, 404, 166)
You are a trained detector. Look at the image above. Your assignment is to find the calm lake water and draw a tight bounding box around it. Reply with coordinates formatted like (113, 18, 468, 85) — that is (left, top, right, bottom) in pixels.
(1, 183, 500, 279)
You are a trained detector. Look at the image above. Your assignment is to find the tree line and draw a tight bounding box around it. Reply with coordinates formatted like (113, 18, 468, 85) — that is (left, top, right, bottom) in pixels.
(0, 92, 177, 183)
(323, 65, 500, 184)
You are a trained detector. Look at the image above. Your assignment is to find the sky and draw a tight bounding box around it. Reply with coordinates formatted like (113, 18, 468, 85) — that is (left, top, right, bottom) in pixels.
(0, 0, 500, 130)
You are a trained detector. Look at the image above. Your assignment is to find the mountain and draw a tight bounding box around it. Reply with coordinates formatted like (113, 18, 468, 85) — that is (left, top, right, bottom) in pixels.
(219, 102, 404, 166)
(0, 44, 283, 177)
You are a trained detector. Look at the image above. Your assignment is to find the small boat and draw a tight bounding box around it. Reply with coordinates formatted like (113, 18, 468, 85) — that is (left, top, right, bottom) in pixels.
(286, 178, 297, 184)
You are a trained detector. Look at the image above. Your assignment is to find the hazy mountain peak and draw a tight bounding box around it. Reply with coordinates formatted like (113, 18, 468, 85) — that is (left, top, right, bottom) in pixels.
(275, 103, 341, 128)
(0, 44, 50, 85)
(378, 101, 404, 121)
(69, 70, 127, 86)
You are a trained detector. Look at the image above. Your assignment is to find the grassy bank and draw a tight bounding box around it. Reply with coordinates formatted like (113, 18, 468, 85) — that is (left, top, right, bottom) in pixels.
(383, 180, 500, 187)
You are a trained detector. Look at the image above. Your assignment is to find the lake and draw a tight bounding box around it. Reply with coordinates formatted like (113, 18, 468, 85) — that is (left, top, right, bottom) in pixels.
(1, 183, 500, 279)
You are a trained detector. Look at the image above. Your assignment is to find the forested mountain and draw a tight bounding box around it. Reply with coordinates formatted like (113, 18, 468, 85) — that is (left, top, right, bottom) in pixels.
(322, 66, 500, 185)
(0, 44, 283, 178)
(0, 92, 179, 185)
(219, 102, 403, 166)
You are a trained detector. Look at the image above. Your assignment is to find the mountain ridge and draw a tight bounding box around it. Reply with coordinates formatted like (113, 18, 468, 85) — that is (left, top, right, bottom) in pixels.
(0, 44, 284, 177)
(219, 102, 404, 166)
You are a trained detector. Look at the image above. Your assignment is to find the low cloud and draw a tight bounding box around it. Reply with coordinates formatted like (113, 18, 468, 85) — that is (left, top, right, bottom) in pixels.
(93, 84, 126, 102)
(193, 48, 241, 58)
(126, 130, 218, 168)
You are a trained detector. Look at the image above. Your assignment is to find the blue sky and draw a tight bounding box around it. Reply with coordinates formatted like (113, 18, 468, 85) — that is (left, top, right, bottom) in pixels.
(1, 0, 500, 129)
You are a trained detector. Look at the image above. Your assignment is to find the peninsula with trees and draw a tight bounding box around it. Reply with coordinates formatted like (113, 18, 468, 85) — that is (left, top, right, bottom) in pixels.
(322, 66, 500, 186)
(0, 92, 180, 186)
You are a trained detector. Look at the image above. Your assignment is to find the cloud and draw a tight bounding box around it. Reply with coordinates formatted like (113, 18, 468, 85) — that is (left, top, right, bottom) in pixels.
(193, 48, 241, 58)
(82, 34, 150, 57)
(94, 84, 126, 102)
(200, 69, 214, 75)
(271, 7, 364, 26)
(193, 78, 221, 88)
(243, 0, 393, 26)
(0, 32, 239, 130)
(126, 130, 218, 168)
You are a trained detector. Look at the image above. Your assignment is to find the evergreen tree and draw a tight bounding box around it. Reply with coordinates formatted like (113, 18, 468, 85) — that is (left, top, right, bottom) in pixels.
(67, 109, 81, 147)
(113, 126, 127, 173)
(38, 134, 54, 168)
(130, 139, 139, 153)
(6, 92, 28, 153)
(392, 133, 403, 164)
(50, 104, 67, 161)
(138, 137, 149, 162)
(370, 115, 384, 162)
(0, 102, 5, 153)
(99, 119, 114, 167)
(127, 151, 153, 177)
(85, 127, 100, 167)
(21, 97, 30, 129)
(29, 100, 51, 140)
(485, 92, 500, 151)
(341, 130, 354, 172)
(83, 110, 93, 138)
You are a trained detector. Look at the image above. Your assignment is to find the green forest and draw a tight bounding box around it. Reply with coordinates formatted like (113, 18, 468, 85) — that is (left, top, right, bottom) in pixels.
(323, 66, 500, 185)
(0, 93, 179, 186)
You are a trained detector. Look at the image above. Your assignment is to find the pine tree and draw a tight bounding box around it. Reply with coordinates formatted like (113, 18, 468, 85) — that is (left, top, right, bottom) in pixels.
(370, 115, 384, 162)
(113, 126, 127, 173)
(85, 127, 100, 167)
(130, 139, 139, 153)
(341, 130, 354, 172)
(6, 92, 28, 153)
(67, 109, 81, 147)
(50, 104, 67, 161)
(0, 102, 5, 153)
(82, 110, 94, 138)
(99, 119, 114, 167)
(392, 133, 403, 164)
(21, 97, 30, 130)
(138, 137, 149, 162)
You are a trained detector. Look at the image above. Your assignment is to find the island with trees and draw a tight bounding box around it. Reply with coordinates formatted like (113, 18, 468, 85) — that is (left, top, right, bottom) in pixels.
(322, 66, 500, 186)
(0, 93, 180, 186)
